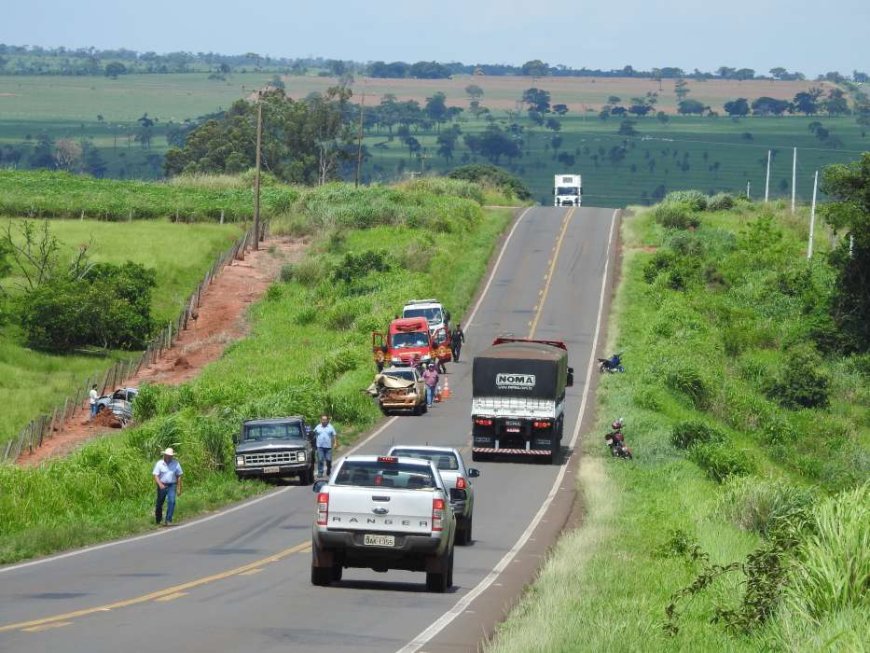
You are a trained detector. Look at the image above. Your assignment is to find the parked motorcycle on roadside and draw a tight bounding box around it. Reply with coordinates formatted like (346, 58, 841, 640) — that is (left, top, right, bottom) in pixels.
(598, 353, 625, 373)
(605, 418, 633, 459)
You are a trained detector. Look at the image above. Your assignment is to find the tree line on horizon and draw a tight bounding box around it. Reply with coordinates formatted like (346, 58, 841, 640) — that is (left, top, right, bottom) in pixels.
(1, 43, 867, 85)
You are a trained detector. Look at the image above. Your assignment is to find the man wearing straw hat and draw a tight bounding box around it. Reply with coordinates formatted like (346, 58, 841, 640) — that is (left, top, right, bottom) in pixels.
(153, 447, 184, 526)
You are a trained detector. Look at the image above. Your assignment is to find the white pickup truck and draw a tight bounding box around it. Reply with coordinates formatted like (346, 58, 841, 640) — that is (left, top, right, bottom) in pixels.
(310, 455, 456, 592)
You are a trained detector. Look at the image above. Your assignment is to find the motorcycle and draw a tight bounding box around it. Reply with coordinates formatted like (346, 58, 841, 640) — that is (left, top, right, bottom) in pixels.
(604, 419, 633, 459)
(598, 353, 625, 373)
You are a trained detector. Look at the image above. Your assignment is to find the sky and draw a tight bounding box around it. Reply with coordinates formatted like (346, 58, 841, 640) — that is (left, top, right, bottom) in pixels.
(2, 0, 868, 79)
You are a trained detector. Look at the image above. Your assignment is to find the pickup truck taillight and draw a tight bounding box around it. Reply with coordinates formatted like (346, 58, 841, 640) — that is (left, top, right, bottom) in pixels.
(455, 477, 467, 490)
(432, 498, 445, 532)
(316, 492, 329, 526)
(474, 418, 493, 426)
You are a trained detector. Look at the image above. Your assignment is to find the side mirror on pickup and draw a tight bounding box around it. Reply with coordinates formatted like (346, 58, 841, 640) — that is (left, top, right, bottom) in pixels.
(467, 468, 481, 478)
(567, 367, 575, 387)
(312, 480, 327, 493)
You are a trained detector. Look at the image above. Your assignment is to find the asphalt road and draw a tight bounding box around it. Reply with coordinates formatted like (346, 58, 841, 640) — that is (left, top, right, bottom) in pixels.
(0, 205, 619, 653)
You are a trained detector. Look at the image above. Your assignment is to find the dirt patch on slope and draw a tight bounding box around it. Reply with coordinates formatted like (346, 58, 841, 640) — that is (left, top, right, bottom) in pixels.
(17, 237, 307, 466)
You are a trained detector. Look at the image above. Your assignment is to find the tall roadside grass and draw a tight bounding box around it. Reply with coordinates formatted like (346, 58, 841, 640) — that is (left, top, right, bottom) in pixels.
(487, 195, 868, 652)
(0, 169, 299, 221)
(0, 180, 515, 564)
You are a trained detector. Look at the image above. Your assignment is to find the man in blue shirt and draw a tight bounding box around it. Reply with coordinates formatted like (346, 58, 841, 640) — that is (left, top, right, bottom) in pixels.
(313, 414, 337, 477)
(153, 447, 184, 526)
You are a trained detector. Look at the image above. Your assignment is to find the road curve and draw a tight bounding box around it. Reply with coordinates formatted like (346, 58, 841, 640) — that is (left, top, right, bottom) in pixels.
(0, 205, 619, 653)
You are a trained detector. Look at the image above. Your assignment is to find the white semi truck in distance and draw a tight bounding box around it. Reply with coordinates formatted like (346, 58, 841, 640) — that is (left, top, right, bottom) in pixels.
(554, 174, 582, 206)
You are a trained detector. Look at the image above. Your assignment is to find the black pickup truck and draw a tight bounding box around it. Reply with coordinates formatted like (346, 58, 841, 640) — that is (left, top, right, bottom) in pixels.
(234, 416, 315, 484)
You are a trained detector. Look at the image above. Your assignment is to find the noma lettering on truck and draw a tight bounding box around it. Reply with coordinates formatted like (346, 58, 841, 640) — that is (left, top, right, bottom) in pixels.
(495, 373, 536, 390)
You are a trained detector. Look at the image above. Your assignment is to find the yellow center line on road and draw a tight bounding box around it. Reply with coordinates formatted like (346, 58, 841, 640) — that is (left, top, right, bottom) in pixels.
(154, 592, 187, 602)
(22, 622, 72, 633)
(0, 541, 311, 634)
(529, 207, 575, 339)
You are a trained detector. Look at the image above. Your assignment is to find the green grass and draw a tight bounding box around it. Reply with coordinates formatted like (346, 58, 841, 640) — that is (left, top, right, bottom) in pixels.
(0, 179, 515, 564)
(486, 199, 868, 651)
(0, 170, 299, 221)
(0, 217, 241, 447)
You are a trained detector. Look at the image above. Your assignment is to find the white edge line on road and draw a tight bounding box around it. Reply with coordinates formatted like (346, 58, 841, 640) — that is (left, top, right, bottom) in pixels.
(1, 416, 403, 577)
(1, 207, 534, 576)
(396, 208, 619, 653)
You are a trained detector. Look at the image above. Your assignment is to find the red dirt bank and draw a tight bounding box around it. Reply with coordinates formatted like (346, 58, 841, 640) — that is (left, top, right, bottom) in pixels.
(17, 237, 306, 466)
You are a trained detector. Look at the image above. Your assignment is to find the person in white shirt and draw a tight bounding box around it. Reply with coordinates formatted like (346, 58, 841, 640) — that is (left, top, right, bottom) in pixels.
(153, 448, 184, 526)
(88, 384, 99, 419)
(312, 415, 337, 477)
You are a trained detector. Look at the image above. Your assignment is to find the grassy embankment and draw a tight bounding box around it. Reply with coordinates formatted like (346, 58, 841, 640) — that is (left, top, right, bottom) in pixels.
(488, 194, 868, 651)
(0, 170, 300, 449)
(1, 73, 864, 206)
(0, 177, 520, 563)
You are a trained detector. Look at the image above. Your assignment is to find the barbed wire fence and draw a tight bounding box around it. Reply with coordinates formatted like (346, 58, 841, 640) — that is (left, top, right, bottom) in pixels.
(1, 220, 268, 463)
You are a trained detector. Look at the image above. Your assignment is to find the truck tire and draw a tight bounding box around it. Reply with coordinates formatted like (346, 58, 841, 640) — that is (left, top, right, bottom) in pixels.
(301, 466, 314, 485)
(425, 553, 450, 593)
(332, 564, 343, 582)
(311, 564, 333, 586)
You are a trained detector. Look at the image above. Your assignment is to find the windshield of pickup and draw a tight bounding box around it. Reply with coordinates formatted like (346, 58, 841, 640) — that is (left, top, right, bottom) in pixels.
(334, 460, 437, 489)
(390, 449, 459, 471)
(391, 332, 429, 348)
(403, 307, 443, 325)
(242, 422, 304, 442)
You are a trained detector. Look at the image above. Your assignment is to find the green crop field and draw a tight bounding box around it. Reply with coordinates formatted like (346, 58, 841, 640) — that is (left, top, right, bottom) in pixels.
(0, 73, 866, 204)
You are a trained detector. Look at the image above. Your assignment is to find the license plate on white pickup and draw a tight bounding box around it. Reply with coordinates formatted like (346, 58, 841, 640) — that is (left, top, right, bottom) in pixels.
(263, 466, 280, 474)
(363, 533, 395, 547)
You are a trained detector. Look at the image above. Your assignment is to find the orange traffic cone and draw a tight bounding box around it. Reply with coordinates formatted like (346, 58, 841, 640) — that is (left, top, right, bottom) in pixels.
(442, 378, 451, 400)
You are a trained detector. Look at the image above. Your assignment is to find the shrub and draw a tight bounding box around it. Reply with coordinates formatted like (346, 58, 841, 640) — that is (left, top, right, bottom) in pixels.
(332, 250, 392, 284)
(767, 345, 831, 409)
(690, 442, 755, 482)
(707, 193, 736, 211)
(447, 164, 531, 200)
(652, 202, 701, 229)
(665, 366, 712, 409)
(670, 420, 724, 449)
(665, 190, 708, 211)
(291, 258, 326, 287)
(19, 261, 157, 351)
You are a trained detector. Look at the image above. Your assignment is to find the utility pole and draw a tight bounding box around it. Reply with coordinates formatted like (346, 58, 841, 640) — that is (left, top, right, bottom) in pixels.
(791, 147, 797, 213)
(764, 149, 771, 203)
(253, 98, 262, 251)
(355, 87, 365, 188)
(808, 170, 818, 259)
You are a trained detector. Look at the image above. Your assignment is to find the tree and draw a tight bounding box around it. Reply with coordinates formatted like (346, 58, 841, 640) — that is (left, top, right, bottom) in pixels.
(793, 88, 823, 115)
(723, 98, 750, 117)
(465, 84, 484, 101)
(677, 99, 708, 115)
(436, 125, 461, 163)
(824, 89, 849, 116)
(29, 132, 56, 169)
(674, 79, 690, 101)
(522, 88, 551, 113)
(54, 139, 82, 171)
(425, 92, 448, 130)
(135, 113, 155, 149)
(751, 97, 791, 116)
(478, 124, 521, 164)
(618, 119, 638, 136)
(819, 153, 870, 351)
(552, 103, 569, 116)
(164, 88, 353, 185)
(104, 62, 126, 79)
(521, 60, 548, 77)
(769, 67, 788, 80)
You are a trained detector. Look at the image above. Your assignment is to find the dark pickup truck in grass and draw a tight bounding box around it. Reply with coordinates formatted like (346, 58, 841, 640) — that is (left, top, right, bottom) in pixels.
(234, 417, 315, 485)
